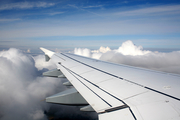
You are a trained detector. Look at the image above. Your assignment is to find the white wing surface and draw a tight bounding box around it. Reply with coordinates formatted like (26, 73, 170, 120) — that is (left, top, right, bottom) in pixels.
(40, 48, 180, 120)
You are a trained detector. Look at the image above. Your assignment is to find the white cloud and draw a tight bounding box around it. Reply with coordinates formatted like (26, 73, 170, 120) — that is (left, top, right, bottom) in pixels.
(0, 2, 55, 11)
(114, 5, 180, 16)
(92, 46, 111, 53)
(0, 48, 63, 120)
(115, 40, 151, 56)
(33, 55, 56, 70)
(74, 40, 180, 74)
(74, 48, 91, 58)
(29, 110, 45, 120)
(0, 48, 98, 120)
(74, 41, 150, 58)
(74, 46, 111, 59)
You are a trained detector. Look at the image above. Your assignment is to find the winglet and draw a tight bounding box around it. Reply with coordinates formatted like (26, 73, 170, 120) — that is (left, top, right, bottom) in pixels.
(40, 47, 54, 61)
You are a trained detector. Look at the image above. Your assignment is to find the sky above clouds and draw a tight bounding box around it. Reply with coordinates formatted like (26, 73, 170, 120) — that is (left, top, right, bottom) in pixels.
(0, 0, 180, 119)
(0, 0, 180, 52)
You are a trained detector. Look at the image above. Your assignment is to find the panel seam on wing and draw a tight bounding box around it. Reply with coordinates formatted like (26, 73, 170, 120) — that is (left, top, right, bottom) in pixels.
(60, 64, 113, 108)
(59, 63, 137, 120)
(60, 53, 180, 102)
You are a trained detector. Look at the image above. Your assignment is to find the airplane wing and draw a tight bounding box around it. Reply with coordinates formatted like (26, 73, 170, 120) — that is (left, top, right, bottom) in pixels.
(40, 47, 180, 120)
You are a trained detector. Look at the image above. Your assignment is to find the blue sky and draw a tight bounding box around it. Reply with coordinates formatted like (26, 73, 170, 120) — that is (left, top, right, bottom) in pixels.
(0, 0, 180, 53)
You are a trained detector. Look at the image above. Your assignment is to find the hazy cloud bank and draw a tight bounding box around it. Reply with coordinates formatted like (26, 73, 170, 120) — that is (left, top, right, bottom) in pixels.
(74, 40, 180, 74)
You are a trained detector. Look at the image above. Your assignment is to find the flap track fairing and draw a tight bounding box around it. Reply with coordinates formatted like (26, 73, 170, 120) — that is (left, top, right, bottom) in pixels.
(46, 88, 88, 105)
(43, 69, 65, 78)
(80, 105, 95, 112)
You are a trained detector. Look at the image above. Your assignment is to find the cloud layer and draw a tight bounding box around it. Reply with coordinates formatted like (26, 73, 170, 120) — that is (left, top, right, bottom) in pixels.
(74, 40, 180, 74)
(0, 48, 62, 120)
(0, 40, 179, 120)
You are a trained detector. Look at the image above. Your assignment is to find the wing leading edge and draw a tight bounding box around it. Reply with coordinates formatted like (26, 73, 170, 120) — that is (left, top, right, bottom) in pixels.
(41, 48, 180, 120)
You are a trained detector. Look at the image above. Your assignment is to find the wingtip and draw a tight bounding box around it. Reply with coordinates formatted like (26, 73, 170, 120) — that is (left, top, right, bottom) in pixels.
(40, 47, 54, 58)
(40, 47, 47, 52)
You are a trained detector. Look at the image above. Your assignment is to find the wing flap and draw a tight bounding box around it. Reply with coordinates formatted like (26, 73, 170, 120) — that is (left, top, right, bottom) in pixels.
(99, 108, 135, 120)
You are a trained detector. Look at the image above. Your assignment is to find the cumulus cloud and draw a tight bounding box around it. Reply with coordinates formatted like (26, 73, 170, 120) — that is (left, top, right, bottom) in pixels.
(0, 48, 62, 120)
(33, 55, 56, 71)
(74, 48, 92, 58)
(74, 46, 111, 59)
(92, 46, 111, 53)
(115, 40, 150, 56)
(74, 40, 180, 74)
